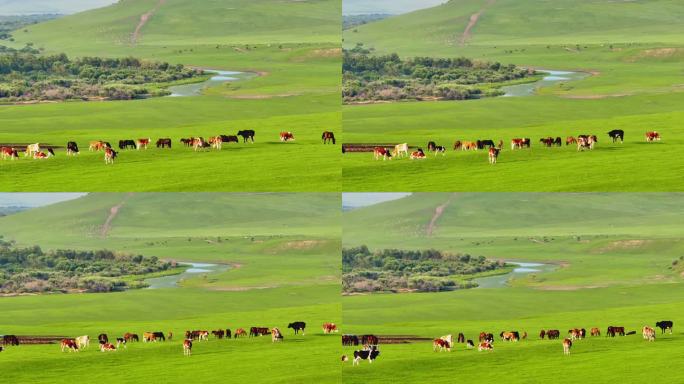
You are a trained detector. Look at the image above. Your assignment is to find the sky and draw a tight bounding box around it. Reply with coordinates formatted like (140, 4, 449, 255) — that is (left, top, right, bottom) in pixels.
(343, 0, 447, 15)
(0, 0, 116, 15)
(342, 193, 411, 208)
(0, 193, 86, 207)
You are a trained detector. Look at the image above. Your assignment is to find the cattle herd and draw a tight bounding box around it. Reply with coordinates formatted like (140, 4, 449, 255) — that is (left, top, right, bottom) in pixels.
(0, 130, 336, 165)
(1, 321, 338, 357)
(342, 320, 674, 366)
(362, 130, 661, 165)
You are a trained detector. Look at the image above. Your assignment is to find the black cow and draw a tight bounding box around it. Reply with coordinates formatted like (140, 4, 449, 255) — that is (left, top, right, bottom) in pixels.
(66, 141, 79, 155)
(288, 322, 306, 335)
(554, 137, 562, 146)
(0, 346, 3, 352)
(466, 340, 474, 348)
(656, 321, 673, 334)
(608, 129, 624, 143)
(479, 139, 496, 149)
(98, 333, 108, 344)
(225, 329, 232, 339)
(103, 142, 112, 149)
(118, 140, 136, 150)
(156, 138, 172, 148)
(361, 335, 379, 345)
(547, 330, 560, 340)
(237, 130, 255, 143)
(221, 135, 239, 143)
(152, 332, 166, 341)
(2, 335, 19, 346)
(353, 346, 380, 366)
(342, 334, 359, 346)
(47, 148, 55, 157)
(457, 333, 465, 343)
(427, 141, 437, 151)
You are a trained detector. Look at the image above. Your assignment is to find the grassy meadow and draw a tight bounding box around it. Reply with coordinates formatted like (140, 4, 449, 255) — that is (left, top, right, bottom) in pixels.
(0, 193, 341, 383)
(0, 0, 341, 191)
(342, 193, 684, 383)
(342, 0, 684, 191)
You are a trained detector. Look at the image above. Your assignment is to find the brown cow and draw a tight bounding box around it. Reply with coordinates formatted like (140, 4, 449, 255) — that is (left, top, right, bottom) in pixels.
(183, 339, 192, 356)
(280, 132, 295, 142)
(562, 338, 572, 355)
(590, 328, 600, 337)
(433, 338, 451, 352)
(322, 131, 336, 144)
(645, 131, 661, 142)
(60, 339, 79, 352)
(373, 147, 392, 161)
(488, 147, 500, 164)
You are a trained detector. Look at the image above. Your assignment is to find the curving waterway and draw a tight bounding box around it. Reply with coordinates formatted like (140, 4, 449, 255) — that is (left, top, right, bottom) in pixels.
(501, 70, 590, 97)
(472, 261, 556, 289)
(145, 262, 229, 289)
(167, 69, 255, 97)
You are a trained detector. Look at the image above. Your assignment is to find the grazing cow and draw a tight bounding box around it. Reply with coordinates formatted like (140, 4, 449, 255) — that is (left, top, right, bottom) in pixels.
(61, 339, 79, 352)
(547, 330, 560, 340)
(606, 326, 625, 337)
(75, 335, 89, 350)
(539, 137, 554, 147)
(183, 339, 192, 356)
(98, 334, 109, 345)
(212, 330, 225, 339)
(591, 328, 600, 337)
(433, 338, 451, 352)
(322, 131, 336, 144)
(237, 130, 255, 143)
(221, 135, 239, 144)
(393, 143, 409, 158)
(373, 147, 392, 161)
(223, 329, 231, 339)
(25, 143, 40, 157)
(192, 137, 209, 151)
(562, 338, 572, 355)
(568, 328, 582, 341)
(457, 333, 465, 344)
(209, 136, 223, 150)
(89, 141, 106, 151)
(656, 321, 673, 334)
(427, 141, 437, 152)
(462, 141, 477, 151)
(234, 328, 247, 338)
(479, 139, 496, 149)
(250, 327, 270, 337)
(136, 138, 150, 150)
(554, 137, 562, 146)
(66, 141, 79, 156)
(511, 138, 525, 150)
(566, 136, 577, 146)
(116, 337, 127, 349)
(466, 340, 474, 349)
(287, 322, 306, 335)
(478, 342, 493, 351)
(1, 147, 18, 160)
(433, 145, 446, 156)
(608, 130, 624, 143)
(198, 331, 209, 341)
(479, 332, 487, 342)
(180, 138, 194, 147)
(118, 140, 137, 150)
(539, 330, 546, 339)
(32, 150, 53, 159)
(100, 342, 116, 352)
(124, 333, 139, 342)
(143, 332, 156, 342)
(643, 326, 656, 342)
(488, 147, 500, 164)
(453, 140, 462, 150)
(440, 334, 453, 347)
(156, 138, 172, 148)
(342, 334, 359, 346)
(104, 147, 117, 164)
(279, 132, 295, 142)
(271, 328, 283, 343)
(353, 345, 380, 365)
(361, 335, 379, 346)
(323, 323, 338, 334)
(500, 331, 519, 342)
(410, 148, 426, 159)
(645, 131, 660, 142)
(2, 335, 19, 346)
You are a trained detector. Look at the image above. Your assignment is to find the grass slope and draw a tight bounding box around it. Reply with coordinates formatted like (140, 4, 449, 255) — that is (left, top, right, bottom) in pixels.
(342, 193, 684, 383)
(342, 0, 684, 191)
(0, 193, 341, 383)
(1, 0, 341, 191)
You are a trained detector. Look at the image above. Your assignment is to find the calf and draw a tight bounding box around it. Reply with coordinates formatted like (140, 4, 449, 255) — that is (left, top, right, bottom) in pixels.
(288, 321, 306, 335)
(25, 143, 40, 157)
(656, 321, 673, 334)
(353, 345, 380, 365)
(566, 136, 577, 146)
(183, 339, 192, 356)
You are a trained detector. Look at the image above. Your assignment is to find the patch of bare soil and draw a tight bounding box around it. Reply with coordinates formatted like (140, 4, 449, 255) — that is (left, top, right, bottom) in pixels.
(459, 0, 496, 46)
(291, 48, 342, 62)
(593, 239, 651, 253)
(131, 0, 166, 45)
(626, 48, 683, 62)
(101, 193, 133, 238)
(562, 93, 632, 99)
(427, 194, 456, 237)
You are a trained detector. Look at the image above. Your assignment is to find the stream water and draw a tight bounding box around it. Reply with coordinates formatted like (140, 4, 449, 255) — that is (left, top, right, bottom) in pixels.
(167, 70, 254, 97)
(473, 261, 556, 289)
(145, 262, 229, 289)
(501, 70, 590, 97)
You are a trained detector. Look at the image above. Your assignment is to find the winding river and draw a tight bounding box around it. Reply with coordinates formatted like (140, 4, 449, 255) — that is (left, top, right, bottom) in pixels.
(501, 70, 589, 97)
(145, 262, 229, 289)
(167, 69, 255, 97)
(473, 261, 556, 289)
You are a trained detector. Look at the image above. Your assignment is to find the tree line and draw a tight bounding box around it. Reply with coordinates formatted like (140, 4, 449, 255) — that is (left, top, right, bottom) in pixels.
(0, 237, 174, 294)
(343, 45, 534, 103)
(0, 45, 203, 102)
(343, 245, 507, 293)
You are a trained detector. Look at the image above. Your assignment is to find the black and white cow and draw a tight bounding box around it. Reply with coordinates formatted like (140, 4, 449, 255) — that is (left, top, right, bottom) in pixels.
(353, 345, 380, 366)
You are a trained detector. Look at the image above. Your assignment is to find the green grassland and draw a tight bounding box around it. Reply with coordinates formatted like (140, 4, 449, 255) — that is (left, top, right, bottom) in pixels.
(0, 193, 341, 383)
(342, 0, 684, 191)
(0, 0, 341, 191)
(342, 193, 684, 383)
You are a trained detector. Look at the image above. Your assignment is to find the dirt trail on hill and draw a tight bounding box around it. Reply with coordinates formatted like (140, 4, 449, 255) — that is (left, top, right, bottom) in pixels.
(131, 0, 166, 45)
(460, 0, 496, 46)
(101, 193, 133, 238)
(426, 194, 456, 237)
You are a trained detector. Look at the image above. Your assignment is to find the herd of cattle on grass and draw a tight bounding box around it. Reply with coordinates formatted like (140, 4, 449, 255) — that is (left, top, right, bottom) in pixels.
(351, 130, 662, 165)
(0, 130, 336, 165)
(342, 320, 674, 365)
(0, 322, 338, 356)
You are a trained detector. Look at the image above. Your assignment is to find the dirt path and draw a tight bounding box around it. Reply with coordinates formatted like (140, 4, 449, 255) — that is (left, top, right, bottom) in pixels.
(131, 0, 166, 45)
(459, 0, 496, 46)
(101, 193, 133, 238)
(426, 194, 456, 237)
